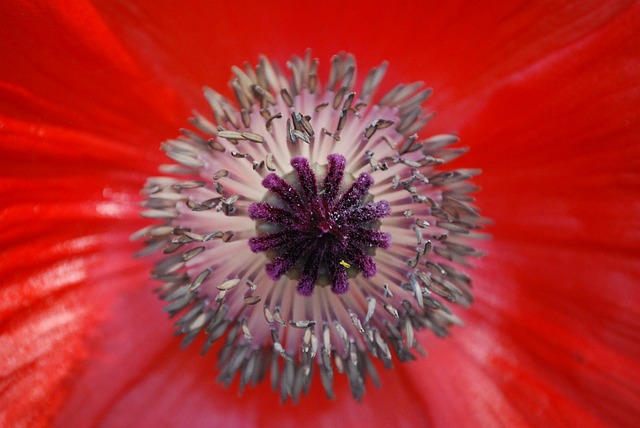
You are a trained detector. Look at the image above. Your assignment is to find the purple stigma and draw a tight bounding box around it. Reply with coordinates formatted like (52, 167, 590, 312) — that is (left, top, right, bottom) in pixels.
(248, 154, 391, 295)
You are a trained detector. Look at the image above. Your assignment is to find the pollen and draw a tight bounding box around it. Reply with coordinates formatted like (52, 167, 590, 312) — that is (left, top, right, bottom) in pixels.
(135, 50, 487, 402)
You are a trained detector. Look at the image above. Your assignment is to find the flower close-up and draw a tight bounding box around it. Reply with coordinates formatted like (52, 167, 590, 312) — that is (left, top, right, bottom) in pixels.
(1, 1, 639, 427)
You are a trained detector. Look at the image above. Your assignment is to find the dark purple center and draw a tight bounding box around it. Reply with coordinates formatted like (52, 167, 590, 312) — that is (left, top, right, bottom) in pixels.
(248, 154, 391, 296)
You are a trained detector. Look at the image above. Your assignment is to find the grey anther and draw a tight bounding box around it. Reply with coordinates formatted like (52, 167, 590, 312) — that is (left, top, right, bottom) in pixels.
(216, 278, 241, 291)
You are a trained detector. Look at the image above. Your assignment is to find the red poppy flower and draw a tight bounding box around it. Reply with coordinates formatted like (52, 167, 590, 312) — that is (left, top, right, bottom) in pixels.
(1, 1, 639, 427)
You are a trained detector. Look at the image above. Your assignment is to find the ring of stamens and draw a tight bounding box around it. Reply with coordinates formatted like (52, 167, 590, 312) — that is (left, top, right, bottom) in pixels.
(137, 51, 487, 402)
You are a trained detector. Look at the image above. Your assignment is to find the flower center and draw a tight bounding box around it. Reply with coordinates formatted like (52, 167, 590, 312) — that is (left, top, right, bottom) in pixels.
(248, 154, 391, 296)
(138, 51, 487, 402)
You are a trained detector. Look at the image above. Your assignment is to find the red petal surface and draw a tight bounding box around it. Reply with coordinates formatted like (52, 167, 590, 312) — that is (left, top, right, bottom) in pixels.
(1, 0, 639, 427)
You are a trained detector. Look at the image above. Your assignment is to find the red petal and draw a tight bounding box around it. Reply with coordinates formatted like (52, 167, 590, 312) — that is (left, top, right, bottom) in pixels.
(0, 2, 195, 144)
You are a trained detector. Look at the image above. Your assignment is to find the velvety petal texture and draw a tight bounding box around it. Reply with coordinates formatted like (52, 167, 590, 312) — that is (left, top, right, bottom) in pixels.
(1, 0, 638, 427)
